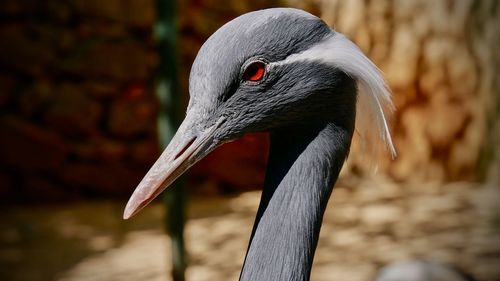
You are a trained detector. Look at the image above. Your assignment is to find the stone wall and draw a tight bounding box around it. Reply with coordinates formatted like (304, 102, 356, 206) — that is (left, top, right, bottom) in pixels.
(301, 0, 500, 182)
(0, 0, 498, 201)
(0, 1, 159, 201)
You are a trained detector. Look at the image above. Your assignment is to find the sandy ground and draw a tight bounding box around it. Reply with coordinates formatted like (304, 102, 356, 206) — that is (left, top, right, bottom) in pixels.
(1, 176, 499, 281)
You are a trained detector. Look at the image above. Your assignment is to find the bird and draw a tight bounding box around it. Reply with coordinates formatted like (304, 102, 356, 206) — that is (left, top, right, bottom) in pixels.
(124, 7, 396, 281)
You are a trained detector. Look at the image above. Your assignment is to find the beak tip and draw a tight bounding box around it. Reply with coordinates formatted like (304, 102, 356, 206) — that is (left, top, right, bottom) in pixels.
(123, 199, 137, 220)
(123, 207, 136, 220)
(123, 211, 131, 220)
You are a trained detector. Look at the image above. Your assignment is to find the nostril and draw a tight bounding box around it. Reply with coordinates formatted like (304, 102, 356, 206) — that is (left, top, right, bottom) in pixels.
(174, 137, 197, 160)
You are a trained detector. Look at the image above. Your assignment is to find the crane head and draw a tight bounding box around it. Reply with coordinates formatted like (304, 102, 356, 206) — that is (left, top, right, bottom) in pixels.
(124, 8, 395, 219)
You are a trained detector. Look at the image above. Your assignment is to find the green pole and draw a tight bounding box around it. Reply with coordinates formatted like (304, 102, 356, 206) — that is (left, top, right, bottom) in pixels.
(154, 0, 186, 280)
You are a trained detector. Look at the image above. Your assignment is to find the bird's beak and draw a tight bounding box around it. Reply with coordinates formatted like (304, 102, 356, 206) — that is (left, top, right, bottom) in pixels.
(123, 115, 226, 219)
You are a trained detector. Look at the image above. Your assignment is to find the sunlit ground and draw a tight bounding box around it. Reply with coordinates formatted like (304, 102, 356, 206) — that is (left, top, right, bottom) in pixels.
(1, 176, 499, 281)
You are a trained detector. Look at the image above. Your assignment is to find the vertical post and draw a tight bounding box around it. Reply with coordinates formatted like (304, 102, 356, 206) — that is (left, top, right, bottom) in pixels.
(154, 0, 186, 281)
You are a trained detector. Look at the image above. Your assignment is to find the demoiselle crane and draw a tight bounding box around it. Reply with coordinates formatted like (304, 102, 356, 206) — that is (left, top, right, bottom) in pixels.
(124, 8, 395, 280)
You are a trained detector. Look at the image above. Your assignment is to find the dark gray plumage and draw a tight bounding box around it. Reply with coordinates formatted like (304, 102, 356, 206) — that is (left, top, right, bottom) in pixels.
(124, 8, 395, 281)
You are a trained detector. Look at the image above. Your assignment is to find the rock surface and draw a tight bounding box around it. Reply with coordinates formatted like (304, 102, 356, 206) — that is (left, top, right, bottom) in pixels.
(1, 178, 498, 281)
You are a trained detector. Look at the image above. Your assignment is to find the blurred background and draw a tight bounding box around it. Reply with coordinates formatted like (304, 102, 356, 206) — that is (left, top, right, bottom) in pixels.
(0, 0, 498, 281)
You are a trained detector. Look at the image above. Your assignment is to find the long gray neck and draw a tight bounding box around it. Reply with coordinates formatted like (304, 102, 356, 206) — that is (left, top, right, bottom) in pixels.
(240, 122, 353, 281)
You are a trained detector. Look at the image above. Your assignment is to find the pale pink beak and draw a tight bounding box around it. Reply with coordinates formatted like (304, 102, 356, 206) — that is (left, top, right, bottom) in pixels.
(123, 116, 226, 219)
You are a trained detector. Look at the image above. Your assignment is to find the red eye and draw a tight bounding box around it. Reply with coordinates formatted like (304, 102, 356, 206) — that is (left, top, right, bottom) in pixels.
(242, 61, 266, 82)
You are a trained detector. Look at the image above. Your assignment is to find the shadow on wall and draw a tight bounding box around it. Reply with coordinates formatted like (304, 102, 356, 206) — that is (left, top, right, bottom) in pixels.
(0, 1, 161, 202)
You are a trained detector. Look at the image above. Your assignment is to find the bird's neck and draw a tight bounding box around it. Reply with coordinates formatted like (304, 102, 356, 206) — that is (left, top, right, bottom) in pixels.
(240, 122, 353, 281)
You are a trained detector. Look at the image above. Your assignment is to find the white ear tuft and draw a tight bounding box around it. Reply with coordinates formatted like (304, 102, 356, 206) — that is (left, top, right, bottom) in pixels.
(280, 32, 396, 158)
(328, 33, 396, 158)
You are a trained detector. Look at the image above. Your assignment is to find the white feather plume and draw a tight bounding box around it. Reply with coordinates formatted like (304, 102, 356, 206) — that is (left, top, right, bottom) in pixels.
(278, 32, 396, 158)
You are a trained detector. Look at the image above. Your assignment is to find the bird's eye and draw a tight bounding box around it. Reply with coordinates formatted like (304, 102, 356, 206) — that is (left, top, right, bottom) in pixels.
(242, 61, 266, 82)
